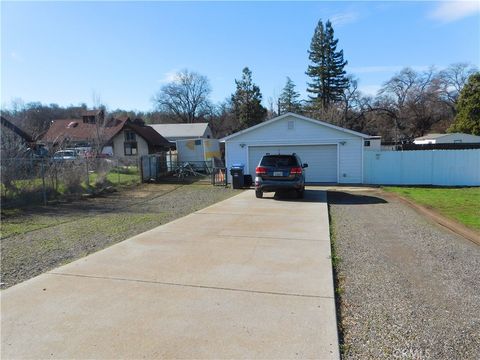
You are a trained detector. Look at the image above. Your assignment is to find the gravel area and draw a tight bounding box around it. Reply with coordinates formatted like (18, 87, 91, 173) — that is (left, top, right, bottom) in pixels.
(1, 184, 241, 289)
(329, 190, 480, 360)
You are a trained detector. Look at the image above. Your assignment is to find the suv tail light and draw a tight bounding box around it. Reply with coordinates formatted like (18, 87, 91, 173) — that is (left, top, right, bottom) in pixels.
(290, 166, 302, 175)
(256, 166, 267, 174)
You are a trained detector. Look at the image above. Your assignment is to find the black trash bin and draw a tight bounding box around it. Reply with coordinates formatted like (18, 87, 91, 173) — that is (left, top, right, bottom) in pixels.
(230, 164, 245, 189)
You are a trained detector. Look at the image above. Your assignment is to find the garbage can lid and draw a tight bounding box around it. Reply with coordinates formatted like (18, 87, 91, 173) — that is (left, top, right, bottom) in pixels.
(231, 163, 245, 169)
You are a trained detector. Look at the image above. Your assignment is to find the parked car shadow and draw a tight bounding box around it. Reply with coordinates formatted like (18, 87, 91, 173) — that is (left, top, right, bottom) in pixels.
(327, 191, 387, 205)
(271, 189, 326, 203)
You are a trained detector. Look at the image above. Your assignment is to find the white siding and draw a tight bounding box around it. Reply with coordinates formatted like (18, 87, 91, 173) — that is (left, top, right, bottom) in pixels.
(203, 127, 213, 139)
(176, 139, 221, 163)
(364, 138, 381, 150)
(112, 130, 149, 159)
(338, 139, 363, 183)
(224, 115, 364, 184)
(364, 149, 480, 186)
(177, 139, 205, 162)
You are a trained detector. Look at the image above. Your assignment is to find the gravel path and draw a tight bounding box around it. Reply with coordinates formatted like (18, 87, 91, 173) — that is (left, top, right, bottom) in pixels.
(1, 184, 241, 289)
(329, 190, 480, 360)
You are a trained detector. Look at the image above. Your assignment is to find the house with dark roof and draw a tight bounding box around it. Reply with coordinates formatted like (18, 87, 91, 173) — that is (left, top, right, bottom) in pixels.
(81, 109, 105, 124)
(1, 116, 34, 144)
(109, 120, 173, 158)
(41, 114, 173, 158)
(1, 116, 35, 158)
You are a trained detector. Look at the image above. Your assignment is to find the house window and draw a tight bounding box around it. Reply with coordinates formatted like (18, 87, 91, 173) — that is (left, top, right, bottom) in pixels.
(125, 131, 136, 141)
(195, 139, 201, 146)
(82, 115, 96, 124)
(287, 120, 295, 129)
(124, 142, 138, 156)
(364, 140, 371, 147)
(124, 130, 138, 156)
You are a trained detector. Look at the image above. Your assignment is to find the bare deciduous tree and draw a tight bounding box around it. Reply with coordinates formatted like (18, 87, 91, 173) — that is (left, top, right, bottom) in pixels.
(154, 69, 212, 123)
(435, 63, 478, 114)
(340, 75, 360, 127)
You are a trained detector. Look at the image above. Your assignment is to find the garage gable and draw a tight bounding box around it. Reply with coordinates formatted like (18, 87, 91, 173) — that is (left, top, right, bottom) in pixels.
(222, 113, 368, 143)
(223, 113, 369, 184)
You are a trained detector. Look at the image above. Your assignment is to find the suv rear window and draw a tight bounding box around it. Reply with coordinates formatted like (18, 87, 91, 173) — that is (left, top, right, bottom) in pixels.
(260, 155, 298, 167)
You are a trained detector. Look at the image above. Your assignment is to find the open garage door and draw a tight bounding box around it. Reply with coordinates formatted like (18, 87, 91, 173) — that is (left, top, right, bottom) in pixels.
(248, 145, 338, 183)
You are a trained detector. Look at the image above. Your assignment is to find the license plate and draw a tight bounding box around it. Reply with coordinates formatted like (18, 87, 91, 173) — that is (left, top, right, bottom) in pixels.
(273, 171, 283, 176)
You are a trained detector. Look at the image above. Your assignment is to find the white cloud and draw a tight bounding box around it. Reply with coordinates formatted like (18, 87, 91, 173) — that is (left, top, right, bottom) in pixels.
(10, 51, 24, 63)
(429, 1, 480, 23)
(330, 12, 359, 27)
(157, 70, 180, 84)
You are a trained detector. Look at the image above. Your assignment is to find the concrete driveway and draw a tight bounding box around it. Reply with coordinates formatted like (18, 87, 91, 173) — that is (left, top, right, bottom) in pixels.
(1, 189, 339, 359)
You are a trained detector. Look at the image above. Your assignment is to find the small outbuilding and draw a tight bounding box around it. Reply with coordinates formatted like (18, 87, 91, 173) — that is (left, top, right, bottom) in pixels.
(221, 113, 377, 184)
(414, 133, 480, 144)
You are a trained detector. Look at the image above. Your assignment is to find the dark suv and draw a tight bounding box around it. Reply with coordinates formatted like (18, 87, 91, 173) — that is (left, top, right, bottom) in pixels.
(254, 154, 308, 198)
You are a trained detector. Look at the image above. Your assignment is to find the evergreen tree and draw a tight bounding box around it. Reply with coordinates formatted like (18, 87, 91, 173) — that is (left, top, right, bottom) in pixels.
(279, 77, 302, 114)
(448, 72, 480, 135)
(231, 67, 267, 129)
(306, 19, 348, 110)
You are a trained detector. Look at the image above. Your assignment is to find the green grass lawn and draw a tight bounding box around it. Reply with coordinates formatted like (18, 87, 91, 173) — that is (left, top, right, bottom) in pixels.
(384, 187, 480, 231)
(88, 170, 140, 187)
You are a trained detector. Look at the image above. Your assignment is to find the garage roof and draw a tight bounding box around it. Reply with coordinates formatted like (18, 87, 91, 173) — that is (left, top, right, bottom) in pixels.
(220, 113, 372, 141)
(150, 123, 211, 141)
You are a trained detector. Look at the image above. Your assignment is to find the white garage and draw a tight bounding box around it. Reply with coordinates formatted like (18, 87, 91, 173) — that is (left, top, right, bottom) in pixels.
(248, 144, 338, 183)
(221, 113, 375, 184)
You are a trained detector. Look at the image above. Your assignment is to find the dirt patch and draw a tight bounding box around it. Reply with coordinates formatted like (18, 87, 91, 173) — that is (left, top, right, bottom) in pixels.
(1, 184, 242, 289)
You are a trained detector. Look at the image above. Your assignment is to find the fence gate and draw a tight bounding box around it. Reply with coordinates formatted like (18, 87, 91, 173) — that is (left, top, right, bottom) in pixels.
(141, 155, 156, 182)
(141, 155, 226, 185)
(141, 155, 169, 182)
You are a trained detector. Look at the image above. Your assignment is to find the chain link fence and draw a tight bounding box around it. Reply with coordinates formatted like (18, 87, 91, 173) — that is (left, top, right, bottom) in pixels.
(1, 156, 140, 207)
(140, 155, 227, 186)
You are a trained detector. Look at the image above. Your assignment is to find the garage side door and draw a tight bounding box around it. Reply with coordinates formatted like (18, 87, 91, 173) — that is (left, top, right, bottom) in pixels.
(248, 145, 338, 183)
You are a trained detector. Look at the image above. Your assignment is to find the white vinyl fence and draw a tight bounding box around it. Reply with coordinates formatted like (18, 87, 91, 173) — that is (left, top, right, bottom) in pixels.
(364, 149, 480, 186)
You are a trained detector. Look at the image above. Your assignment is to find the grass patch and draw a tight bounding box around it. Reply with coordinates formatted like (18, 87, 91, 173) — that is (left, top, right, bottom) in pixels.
(328, 202, 346, 357)
(384, 187, 480, 231)
(88, 171, 140, 188)
(1, 214, 67, 238)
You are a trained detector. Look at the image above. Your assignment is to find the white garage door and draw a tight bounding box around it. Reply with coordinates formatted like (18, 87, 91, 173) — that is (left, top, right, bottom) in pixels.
(248, 145, 338, 183)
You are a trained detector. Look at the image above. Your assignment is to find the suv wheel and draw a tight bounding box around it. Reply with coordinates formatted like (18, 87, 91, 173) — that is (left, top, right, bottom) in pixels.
(255, 190, 263, 198)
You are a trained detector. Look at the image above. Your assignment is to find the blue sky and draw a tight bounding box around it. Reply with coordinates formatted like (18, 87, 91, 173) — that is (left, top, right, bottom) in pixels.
(2, 1, 479, 112)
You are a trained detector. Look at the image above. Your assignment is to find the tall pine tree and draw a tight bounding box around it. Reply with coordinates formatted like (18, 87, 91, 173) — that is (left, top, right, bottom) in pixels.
(306, 20, 348, 110)
(231, 67, 267, 129)
(279, 77, 302, 114)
